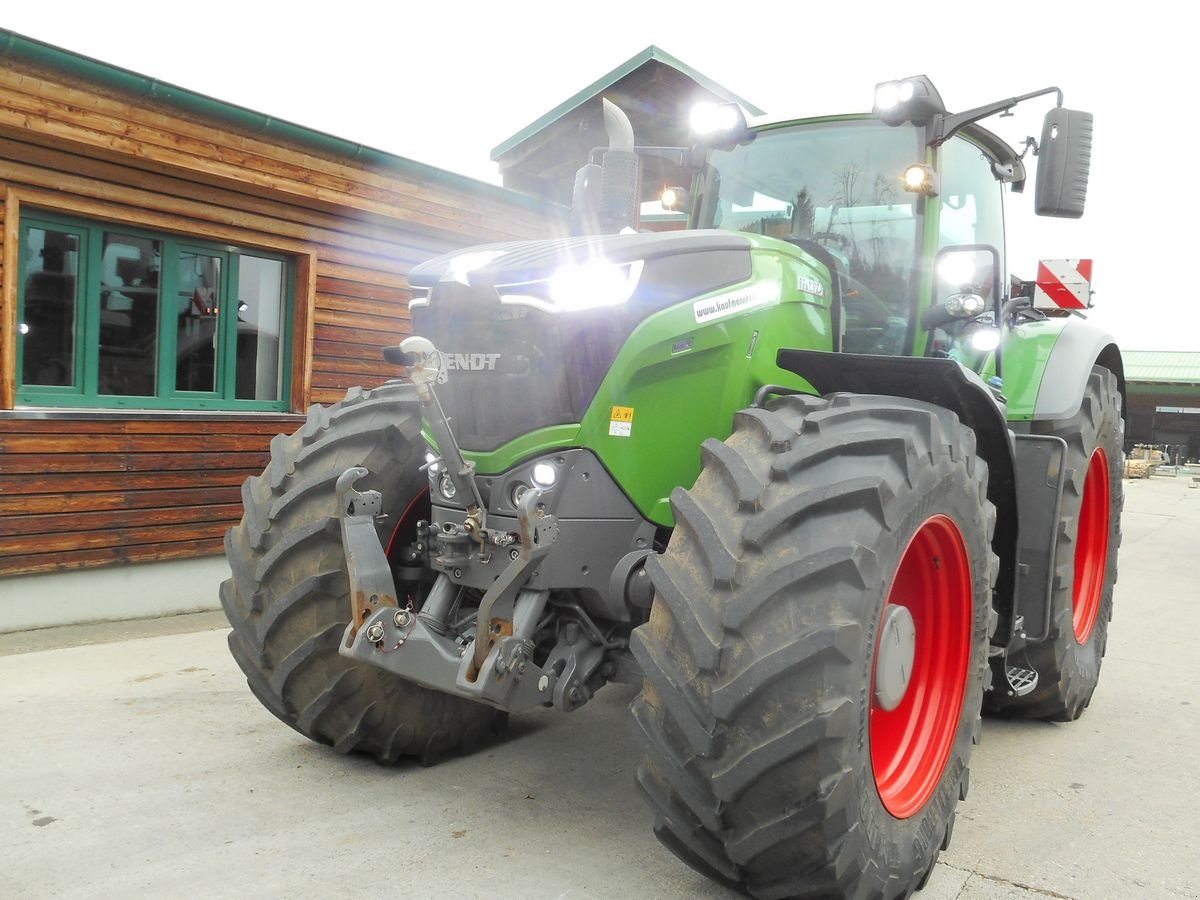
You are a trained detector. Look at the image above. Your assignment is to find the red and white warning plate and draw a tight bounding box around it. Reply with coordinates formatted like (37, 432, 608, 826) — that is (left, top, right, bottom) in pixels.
(1034, 259, 1092, 310)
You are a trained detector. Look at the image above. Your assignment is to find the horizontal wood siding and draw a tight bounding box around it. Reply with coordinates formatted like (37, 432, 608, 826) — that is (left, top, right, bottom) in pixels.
(0, 415, 298, 575)
(0, 61, 557, 577)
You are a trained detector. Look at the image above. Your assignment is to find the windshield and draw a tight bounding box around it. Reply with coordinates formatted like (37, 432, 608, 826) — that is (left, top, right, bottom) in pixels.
(697, 119, 923, 354)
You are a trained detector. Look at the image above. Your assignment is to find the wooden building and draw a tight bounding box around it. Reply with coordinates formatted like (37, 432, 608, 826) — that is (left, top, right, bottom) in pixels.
(0, 36, 756, 630)
(0, 29, 559, 625)
(492, 45, 761, 208)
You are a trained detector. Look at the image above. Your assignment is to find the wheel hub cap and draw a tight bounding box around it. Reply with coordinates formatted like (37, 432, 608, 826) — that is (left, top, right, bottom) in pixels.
(870, 515, 973, 820)
(874, 604, 916, 712)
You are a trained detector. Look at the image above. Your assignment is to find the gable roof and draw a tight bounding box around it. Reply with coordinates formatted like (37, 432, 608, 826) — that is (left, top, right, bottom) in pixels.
(0, 27, 546, 210)
(1123, 351, 1200, 384)
(491, 45, 763, 160)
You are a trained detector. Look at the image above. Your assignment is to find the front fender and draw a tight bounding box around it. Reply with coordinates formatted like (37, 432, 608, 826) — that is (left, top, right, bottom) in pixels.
(775, 349, 1019, 643)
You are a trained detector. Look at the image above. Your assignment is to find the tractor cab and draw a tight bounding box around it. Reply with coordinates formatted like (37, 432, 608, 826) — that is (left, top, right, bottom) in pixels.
(649, 76, 1093, 371)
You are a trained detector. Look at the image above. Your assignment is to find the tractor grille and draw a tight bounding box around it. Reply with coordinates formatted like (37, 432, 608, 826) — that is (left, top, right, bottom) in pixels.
(412, 296, 627, 452)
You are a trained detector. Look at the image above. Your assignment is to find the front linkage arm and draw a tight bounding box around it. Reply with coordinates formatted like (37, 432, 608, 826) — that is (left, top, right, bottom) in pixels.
(338, 338, 567, 712)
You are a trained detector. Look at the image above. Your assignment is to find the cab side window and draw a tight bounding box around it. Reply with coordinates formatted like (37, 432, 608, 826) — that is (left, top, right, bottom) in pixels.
(938, 137, 1006, 278)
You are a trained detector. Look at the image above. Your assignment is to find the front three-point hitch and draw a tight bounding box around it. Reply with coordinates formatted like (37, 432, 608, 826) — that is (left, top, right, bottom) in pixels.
(337, 338, 596, 712)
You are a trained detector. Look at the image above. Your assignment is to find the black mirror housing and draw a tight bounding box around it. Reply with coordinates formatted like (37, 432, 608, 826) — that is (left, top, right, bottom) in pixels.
(1035, 108, 1093, 218)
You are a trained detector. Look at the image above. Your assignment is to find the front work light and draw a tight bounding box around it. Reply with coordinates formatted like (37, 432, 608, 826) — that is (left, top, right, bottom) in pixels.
(969, 327, 1002, 353)
(937, 253, 978, 287)
(873, 76, 946, 127)
(902, 164, 939, 196)
(945, 292, 987, 318)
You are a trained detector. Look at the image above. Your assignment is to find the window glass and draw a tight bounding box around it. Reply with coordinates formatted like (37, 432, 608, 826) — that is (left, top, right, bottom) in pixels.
(175, 251, 222, 393)
(21, 227, 80, 386)
(938, 136, 1005, 275)
(15, 211, 292, 411)
(98, 233, 160, 396)
(235, 255, 285, 401)
(698, 120, 922, 355)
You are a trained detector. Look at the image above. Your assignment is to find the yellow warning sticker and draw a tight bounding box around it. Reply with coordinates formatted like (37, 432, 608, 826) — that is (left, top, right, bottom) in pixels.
(609, 405, 634, 437)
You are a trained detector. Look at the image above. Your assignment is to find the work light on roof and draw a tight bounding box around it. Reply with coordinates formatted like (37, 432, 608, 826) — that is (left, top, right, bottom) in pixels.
(873, 76, 946, 127)
(690, 101, 743, 135)
(688, 101, 753, 150)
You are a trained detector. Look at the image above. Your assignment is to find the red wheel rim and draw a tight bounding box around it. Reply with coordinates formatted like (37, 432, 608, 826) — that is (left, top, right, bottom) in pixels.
(870, 515, 972, 819)
(384, 485, 431, 562)
(1072, 448, 1110, 644)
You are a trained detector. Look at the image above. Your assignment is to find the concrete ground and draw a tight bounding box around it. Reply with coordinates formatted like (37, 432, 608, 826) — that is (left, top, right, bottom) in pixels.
(2, 475, 1197, 899)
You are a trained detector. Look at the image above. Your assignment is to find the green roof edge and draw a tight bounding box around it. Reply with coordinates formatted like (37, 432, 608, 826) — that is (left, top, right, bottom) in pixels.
(490, 44, 765, 161)
(1122, 350, 1200, 383)
(0, 28, 549, 212)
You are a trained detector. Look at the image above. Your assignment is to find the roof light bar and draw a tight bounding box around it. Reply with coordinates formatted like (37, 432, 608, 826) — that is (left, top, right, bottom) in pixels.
(873, 76, 947, 127)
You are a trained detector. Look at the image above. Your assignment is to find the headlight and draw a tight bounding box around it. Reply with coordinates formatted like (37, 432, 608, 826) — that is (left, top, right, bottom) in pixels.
(969, 328, 1001, 352)
(496, 260, 644, 313)
(938, 253, 978, 287)
(438, 472, 457, 500)
(945, 292, 987, 318)
(496, 260, 642, 314)
(531, 462, 557, 488)
(902, 164, 939, 196)
(549, 260, 641, 310)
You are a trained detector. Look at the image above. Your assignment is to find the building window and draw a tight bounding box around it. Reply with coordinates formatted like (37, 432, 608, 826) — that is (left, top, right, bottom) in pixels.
(16, 211, 293, 410)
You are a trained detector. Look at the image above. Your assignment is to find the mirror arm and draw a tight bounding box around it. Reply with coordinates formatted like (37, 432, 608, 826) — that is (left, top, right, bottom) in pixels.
(929, 86, 1063, 147)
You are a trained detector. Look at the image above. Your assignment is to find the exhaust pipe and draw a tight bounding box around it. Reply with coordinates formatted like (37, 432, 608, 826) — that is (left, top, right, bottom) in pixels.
(569, 99, 640, 236)
(600, 99, 639, 232)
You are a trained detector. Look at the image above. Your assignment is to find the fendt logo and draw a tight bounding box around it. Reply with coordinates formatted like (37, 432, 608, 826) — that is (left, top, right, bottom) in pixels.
(444, 352, 502, 372)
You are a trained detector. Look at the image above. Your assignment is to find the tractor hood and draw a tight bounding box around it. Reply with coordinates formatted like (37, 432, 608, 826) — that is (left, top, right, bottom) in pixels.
(408, 230, 752, 292)
(406, 231, 756, 454)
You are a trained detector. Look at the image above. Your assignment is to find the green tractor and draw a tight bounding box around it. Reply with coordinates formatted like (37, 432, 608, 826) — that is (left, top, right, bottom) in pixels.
(221, 76, 1121, 898)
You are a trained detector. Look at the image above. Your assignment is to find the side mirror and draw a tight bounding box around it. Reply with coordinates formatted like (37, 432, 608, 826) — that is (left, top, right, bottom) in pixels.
(1035, 108, 1093, 218)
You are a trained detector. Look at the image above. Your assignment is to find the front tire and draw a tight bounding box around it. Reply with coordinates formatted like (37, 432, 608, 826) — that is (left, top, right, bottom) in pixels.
(632, 394, 996, 899)
(221, 383, 504, 764)
(987, 366, 1123, 721)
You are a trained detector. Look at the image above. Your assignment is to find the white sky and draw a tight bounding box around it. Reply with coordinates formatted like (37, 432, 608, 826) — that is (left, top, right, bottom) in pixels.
(3, 2, 1193, 350)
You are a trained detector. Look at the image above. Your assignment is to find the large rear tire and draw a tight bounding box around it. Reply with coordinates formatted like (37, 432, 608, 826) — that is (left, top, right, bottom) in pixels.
(986, 366, 1123, 721)
(221, 383, 504, 764)
(632, 394, 996, 899)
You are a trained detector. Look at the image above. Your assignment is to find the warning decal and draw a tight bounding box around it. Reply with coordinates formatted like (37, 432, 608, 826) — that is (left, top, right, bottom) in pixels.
(1034, 259, 1093, 310)
(609, 405, 634, 437)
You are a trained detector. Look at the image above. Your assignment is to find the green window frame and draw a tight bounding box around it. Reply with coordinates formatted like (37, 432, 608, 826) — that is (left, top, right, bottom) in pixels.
(15, 210, 294, 411)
